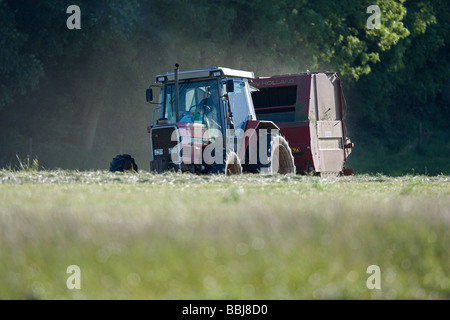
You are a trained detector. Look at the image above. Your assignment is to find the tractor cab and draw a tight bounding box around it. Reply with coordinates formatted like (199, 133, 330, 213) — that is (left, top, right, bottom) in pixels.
(146, 66, 258, 174)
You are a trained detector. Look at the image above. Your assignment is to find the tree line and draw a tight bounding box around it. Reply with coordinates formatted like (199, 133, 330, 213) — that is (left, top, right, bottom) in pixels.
(0, 0, 448, 174)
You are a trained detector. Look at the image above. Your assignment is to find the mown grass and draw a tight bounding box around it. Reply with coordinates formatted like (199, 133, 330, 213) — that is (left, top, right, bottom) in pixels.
(0, 170, 449, 300)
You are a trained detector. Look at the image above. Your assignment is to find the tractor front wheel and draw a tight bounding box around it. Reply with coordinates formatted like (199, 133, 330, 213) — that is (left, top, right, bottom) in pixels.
(264, 135, 296, 175)
(224, 151, 242, 176)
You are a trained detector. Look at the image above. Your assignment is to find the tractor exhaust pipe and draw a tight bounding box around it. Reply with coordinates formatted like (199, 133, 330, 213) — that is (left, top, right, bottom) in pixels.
(174, 63, 180, 122)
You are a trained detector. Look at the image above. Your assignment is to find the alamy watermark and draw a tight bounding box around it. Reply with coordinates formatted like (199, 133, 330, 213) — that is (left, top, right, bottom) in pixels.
(66, 5, 81, 30)
(66, 265, 81, 290)
(66, 5, 380, 31)
(366, 5, 381, 30)
(366, 265, 381, 289)
(165, 127, 278, 167)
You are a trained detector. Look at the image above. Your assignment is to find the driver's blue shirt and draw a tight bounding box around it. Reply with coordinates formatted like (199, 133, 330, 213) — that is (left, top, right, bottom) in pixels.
(179, 112, 203, 123)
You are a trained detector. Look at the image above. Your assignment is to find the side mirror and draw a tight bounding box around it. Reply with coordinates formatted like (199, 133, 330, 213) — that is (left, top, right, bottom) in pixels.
(146, 88, 153, 102)
(226, 79, 235, 93)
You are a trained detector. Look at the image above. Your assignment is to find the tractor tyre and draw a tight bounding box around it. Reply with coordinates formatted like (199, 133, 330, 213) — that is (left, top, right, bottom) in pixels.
(265, 135, 296, 175)
(224, 151, 242, 176)
(109, 154, 138, 173)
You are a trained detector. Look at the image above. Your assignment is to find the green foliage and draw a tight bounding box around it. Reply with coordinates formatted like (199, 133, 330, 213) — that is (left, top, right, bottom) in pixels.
(0, 0, 44, 109)
(366, 0, 410, 52)
(1, 0, 140, 109)
(349, 0, 449, 150)
(0, 0, 448, 173)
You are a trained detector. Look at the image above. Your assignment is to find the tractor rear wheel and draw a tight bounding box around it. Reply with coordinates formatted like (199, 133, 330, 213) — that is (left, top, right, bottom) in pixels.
(224, 151, 242, 175)
(265, 135, 296, 175)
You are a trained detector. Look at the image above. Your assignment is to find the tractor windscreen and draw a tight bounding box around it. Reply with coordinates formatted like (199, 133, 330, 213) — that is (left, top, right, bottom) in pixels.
(163, 80, 222, 133)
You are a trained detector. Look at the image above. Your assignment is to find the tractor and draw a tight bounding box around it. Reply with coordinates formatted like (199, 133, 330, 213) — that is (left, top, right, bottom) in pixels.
(110, 66, 354, 177)
(141, 65, 296, 175)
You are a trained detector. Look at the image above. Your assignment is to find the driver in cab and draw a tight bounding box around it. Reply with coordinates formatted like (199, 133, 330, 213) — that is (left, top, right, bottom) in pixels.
(179, 96, 218, 129)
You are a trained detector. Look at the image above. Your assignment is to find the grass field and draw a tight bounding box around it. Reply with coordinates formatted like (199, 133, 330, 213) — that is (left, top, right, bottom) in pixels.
(0, 169, 449, 300)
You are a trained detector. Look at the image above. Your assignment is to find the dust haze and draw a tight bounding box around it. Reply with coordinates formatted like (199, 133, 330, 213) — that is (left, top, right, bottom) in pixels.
(0, 17, 315, 171)
(4, 1, 446, 175)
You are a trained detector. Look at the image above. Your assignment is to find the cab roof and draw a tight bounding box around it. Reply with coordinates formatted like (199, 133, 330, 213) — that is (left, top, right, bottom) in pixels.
(156, 67, 255, 83)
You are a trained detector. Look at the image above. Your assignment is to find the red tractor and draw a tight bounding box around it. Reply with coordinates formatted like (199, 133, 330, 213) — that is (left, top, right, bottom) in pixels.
(143, 65, 296, 175)
(251, 72, 354, 177)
